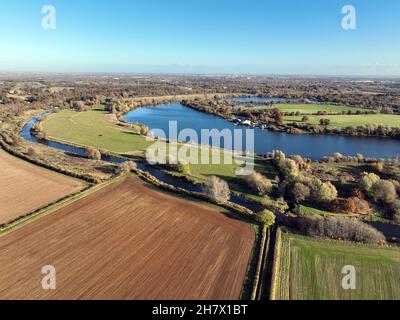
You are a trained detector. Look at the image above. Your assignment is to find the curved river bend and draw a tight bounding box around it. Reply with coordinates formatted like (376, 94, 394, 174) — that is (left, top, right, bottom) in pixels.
(124, 103, 400, 160)
(19, 112, 400, 237)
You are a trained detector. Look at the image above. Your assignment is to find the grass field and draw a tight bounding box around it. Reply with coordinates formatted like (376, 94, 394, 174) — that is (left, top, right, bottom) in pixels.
(284, 114, 400, 127)
(0, 149, 85, 225)
(0, 176, 254, 299)
(43, 109, 249, 179)
(43, 109, 153, 154)
(260, 104, 365, 114)
(276, 233, 400, 300)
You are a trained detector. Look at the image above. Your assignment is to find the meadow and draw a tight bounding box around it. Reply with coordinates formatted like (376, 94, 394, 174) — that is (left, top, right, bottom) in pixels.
(42, 109, 246, 179)
(260, 104, 365, 114)
(284, 114, 400, 127)
(275, 233, 400, 300)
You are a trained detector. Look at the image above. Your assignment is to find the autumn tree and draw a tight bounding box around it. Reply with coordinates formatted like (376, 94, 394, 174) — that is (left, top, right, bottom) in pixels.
(256, 209, 275, 227)
(202, 176, 230, 203)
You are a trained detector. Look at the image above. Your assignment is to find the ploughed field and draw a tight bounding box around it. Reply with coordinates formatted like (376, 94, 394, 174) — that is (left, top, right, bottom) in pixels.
(276, 233, 400, 300)
(0, 177, 255, 300)
(0, 149, 85, 225)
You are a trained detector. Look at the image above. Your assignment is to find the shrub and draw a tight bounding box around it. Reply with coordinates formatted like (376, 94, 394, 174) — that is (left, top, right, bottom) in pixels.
(256, 209, 276, 227)
(85, 147, 101, 160)
(282, 159, 299, 180)
(298, 216, 385, 244)
(392, 200, 400, 224)
(371, 180, 397, 204)
(202, 176, 230, 203)
(117, 161, 137, 174)
(301, 116, 310, 122)
(344, 197, 371, 215)
(291, 182, 311, 203)
(319, 118, 331, 126)
(27, 147, 36, 157)
(309, 178, 338, 203)
(360, 172, 381, 193)
(243, 171, 272, 195)
(175, 162, 191, 175)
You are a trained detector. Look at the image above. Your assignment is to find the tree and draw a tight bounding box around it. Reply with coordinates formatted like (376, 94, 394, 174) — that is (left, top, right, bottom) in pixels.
(292, 182, 311, 203)
(243, 171, 272, 196)
(271, 108, 283, 125)
(256, 209, 275, 227)
(117, 161, 137, 174)
(202, 176, 230, 203)
(85, 147, 101, 160)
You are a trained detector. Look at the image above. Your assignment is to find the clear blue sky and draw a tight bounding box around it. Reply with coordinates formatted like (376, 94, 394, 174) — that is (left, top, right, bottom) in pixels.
(0, 0, 399, 76)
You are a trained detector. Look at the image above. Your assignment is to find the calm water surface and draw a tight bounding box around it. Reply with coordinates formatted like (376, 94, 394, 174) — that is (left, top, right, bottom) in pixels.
(124, 103, 400, 159)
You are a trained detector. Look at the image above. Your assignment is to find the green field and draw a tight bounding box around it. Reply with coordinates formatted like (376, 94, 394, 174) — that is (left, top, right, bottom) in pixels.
(284, 114, 400, 127)
(276, 233, 400, 300)
(42, 109, 244, 179)
(259, 104, 365, 114)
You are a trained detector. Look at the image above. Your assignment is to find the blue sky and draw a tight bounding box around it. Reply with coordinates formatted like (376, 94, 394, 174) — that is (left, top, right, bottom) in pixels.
(0, 0, 399, 75)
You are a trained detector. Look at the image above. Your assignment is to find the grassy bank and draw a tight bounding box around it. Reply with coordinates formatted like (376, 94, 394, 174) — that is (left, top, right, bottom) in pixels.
(42, 109, 247, 179)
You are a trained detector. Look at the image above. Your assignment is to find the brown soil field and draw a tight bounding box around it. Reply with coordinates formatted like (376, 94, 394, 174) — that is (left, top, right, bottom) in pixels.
(0, 177, 255, 300)
(0, 149, 85, 225)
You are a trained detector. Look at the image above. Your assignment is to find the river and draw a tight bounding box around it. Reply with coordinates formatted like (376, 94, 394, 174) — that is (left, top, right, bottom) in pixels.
(124, 103, 400, 160)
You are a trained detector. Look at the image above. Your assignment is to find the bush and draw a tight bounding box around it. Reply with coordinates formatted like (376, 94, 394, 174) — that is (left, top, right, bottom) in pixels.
(392, 200, 400, 224)
(256, 209, 275, 227)
(85, 147, 102, 160)
(117, 161, 137, 174)
(298, 216, 385, 244)
(309, 178, 338, 203)
(291, 182, 311, 203)
(371, 180, 397, 204)
(360, 172, 381, 193)
(243, 171, 272, 195)
(27, 147, 36, 157)
(335, 197, 371, 215)
(175, 162, 191, 175)
(202, 176, 230, 203)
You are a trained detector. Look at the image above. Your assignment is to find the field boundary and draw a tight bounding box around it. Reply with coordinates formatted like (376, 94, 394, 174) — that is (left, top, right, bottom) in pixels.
(250, 225, 268, 300)
(269, 227, 282, 300)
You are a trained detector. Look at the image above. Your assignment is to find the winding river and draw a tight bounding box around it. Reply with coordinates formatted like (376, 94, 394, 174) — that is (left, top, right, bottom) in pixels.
(124, 103, 400, 160)
(19, 111, 400, 237)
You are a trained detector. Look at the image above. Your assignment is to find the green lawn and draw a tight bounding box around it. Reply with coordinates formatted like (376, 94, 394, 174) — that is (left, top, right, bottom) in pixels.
(43, 109, 247, 179)
(259, 104, 365, 114)
(284, 114, 400, 127)
(276, 233, 400, 300)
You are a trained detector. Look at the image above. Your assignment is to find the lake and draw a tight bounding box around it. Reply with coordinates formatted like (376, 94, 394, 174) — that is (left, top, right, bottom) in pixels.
(124, 103, 400, 159)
